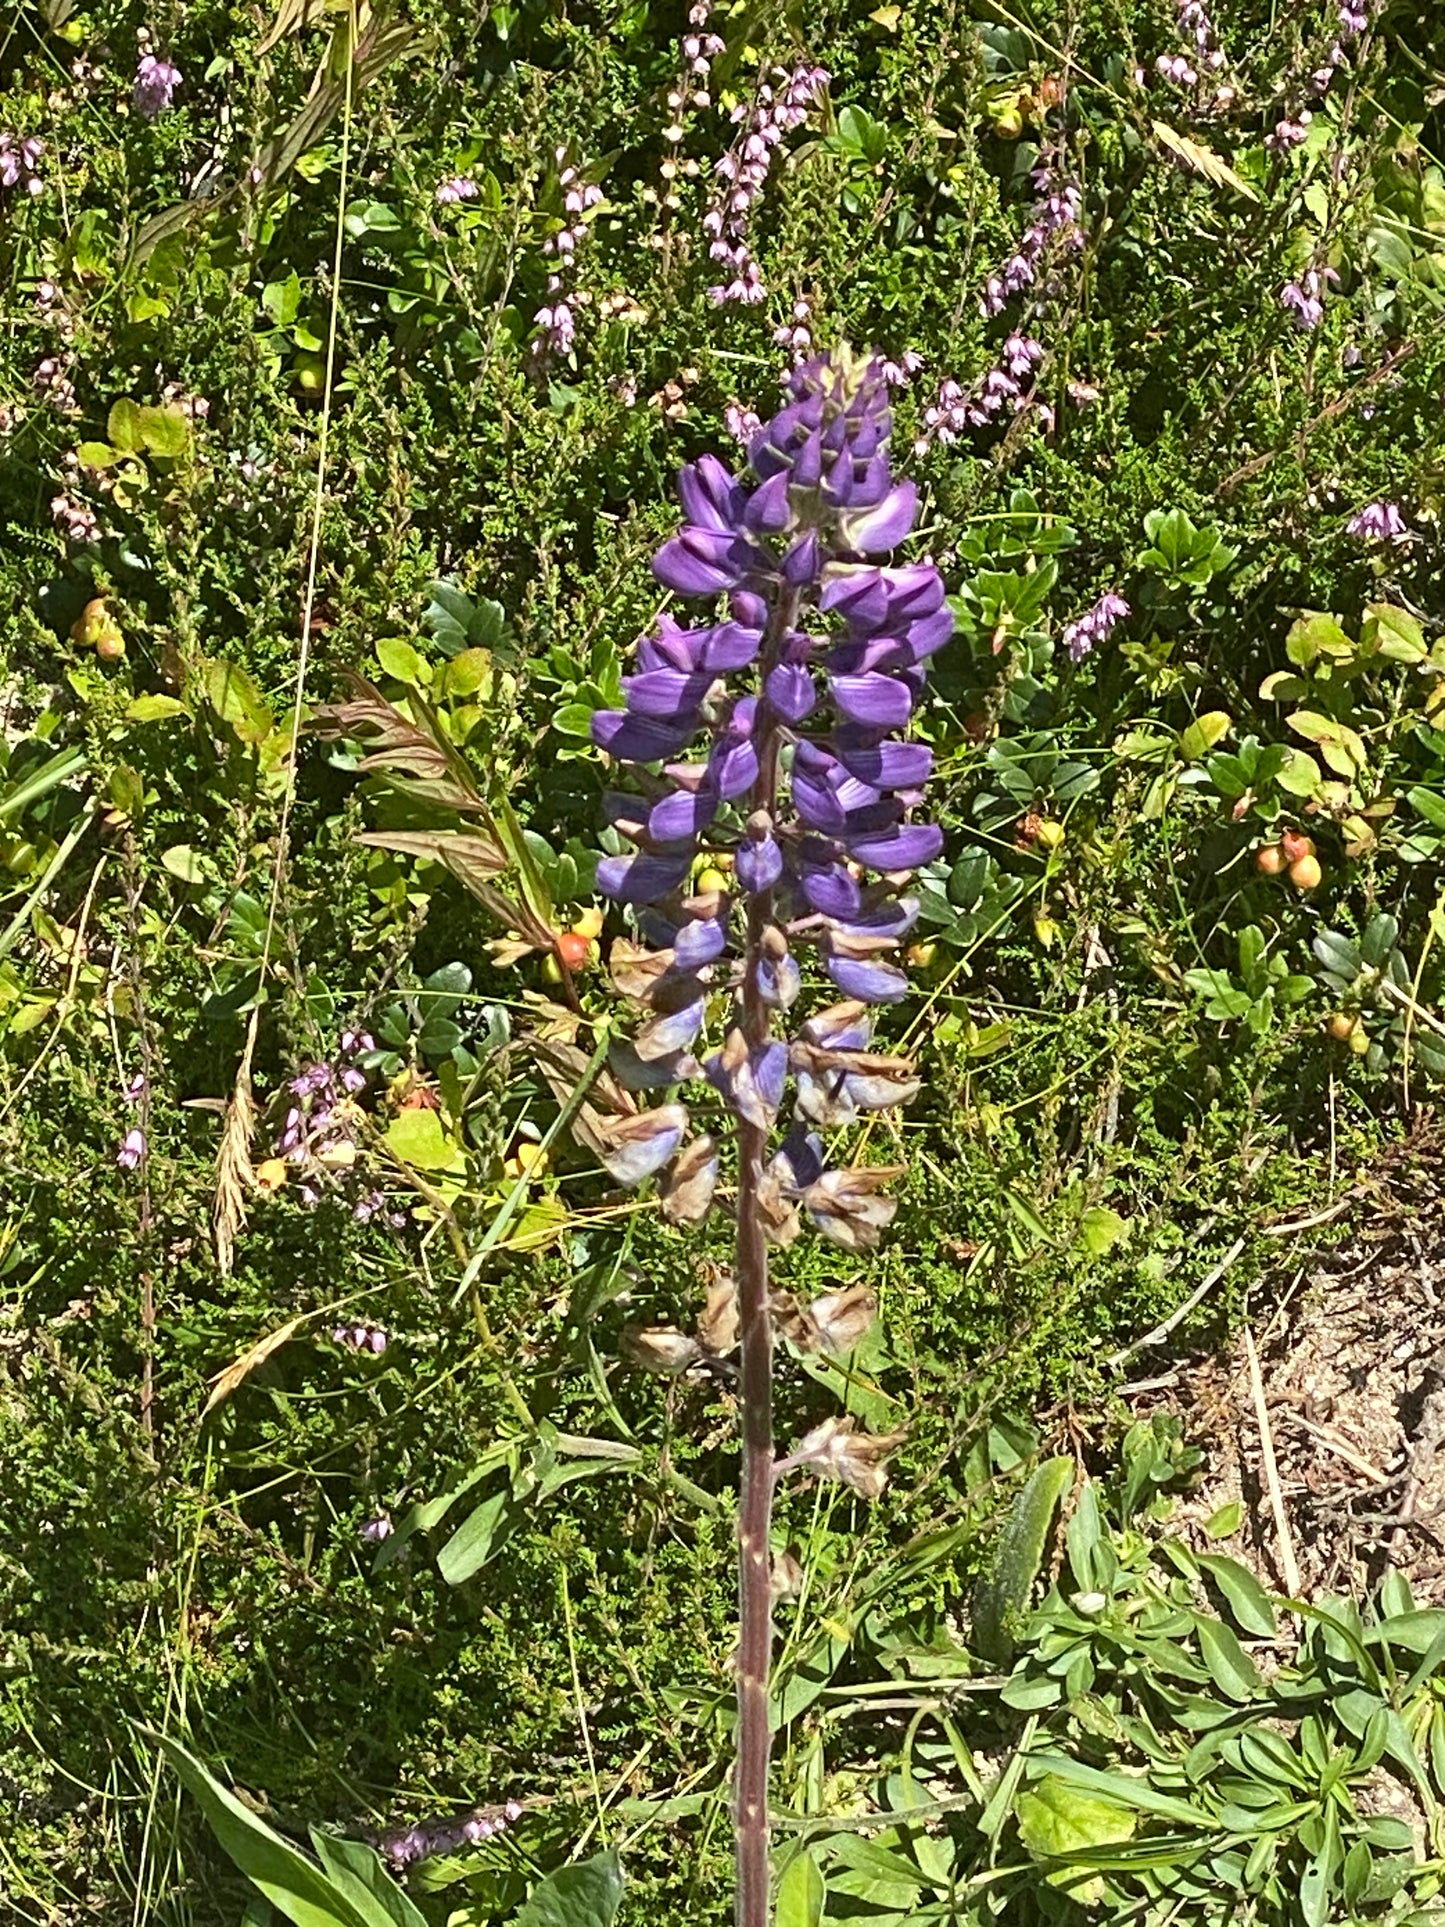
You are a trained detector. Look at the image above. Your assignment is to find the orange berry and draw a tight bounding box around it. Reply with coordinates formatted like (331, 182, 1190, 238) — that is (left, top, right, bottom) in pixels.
(1288, 853, 1322, 891)
(1255, 844, 1287, 876)
(554, 930, 591, 972)
(1280, 828, 1315, 864)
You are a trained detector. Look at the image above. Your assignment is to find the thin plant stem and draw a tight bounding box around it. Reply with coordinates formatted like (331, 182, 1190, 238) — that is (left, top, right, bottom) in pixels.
(733, 584, 797, 1927)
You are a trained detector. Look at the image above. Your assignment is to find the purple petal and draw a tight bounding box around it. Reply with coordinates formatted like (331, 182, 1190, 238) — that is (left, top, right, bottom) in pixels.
(801, 862, 862, 919)
(829, 673, 915, 729)
(676, 454, 748, 533)
(756, 949, 801, 1008)
(783, 531, 821, 586)
(736, 833, 783, 893)
(597, 850, 694, 904)
(841, 480, 917, 552)
(825, 953, 910, 1003)
(842, 823, 943, 871)
(598, 1104, 689, 1185)
(654, 528, 759, 597)
(648, 788, 718, 843)
(592, 710, 697, 762)
(697, 622, 765, 673)
(622, 669, 715, 717)
(673, 917, 727, 969)
(744, 471, 792, 534)
(709, 734, 760, 799)
(772, 1126, 825, 1192)
(833, 738, 933, 788)
(765, 663, 816, 721)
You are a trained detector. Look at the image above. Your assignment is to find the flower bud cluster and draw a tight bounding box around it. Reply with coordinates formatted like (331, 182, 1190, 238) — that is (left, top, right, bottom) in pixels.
(271, 1030, 406, 1221)
(1267, 0, 1373, 150)
(333, 1322, 388, 1353)
(655, 1, 725, 210)
(0, 134, 44, 195)
(979, 154, 1084, 319)
(33, 352, 77, 413)
(134, 52, 182, 120)
(435, 174, 479, 207)
(533, 148, 602, 359)
(1061, 591, 1130, 663)
(703, 63, 830, 306)
(1346, 500, 1408, 542)
(915, 334, 1043, 449)
(1157, 0, 1227, 86)
(1279, 263, 1338, 331)
(378, 1801, 525, 1870)
(589, 350, 941, 1248)
(52, 491, 101, 545)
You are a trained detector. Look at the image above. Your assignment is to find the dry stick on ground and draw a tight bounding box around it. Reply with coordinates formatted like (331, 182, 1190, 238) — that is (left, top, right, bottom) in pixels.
(1243, 1321, 1303, 1596)
(1105, 1235, 1244, 1369)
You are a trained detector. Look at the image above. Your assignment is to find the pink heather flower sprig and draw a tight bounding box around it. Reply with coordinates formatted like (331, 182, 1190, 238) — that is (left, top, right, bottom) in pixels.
(378, 1801, 524, 1870)
(532, 148, 602, 359)
(1062, 591, 1130, 663)
(134, 53, 182, 119)
(1279, 263, 1338, 331)
(0, 134, 44, 195)
(703, 62, 830, 307)
(1267, 0, 1374, 151)
(980, 153, 1085, 320)
(916, 334, 1043, 450)
(1347, 500, 1408, 543)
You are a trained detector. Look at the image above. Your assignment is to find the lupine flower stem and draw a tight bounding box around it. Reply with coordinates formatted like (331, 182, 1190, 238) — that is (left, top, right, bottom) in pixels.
(734, 583, 797, 1927)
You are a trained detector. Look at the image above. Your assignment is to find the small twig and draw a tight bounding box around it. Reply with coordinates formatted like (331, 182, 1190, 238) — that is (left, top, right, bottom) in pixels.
(1106, 1235, 1245, 1368)
(1285, 1414, 1390, 1485)
(1259, 1191, 1361, 1236)
(1243, 1322, 1302, 1596)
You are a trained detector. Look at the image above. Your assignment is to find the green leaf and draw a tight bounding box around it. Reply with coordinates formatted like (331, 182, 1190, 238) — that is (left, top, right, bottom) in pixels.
(440, 648, 493, 698)
(1286, 612, 1353, 665)
(1363, 601, 1426, 662)
(972, 1456, 1074, 1662)
(107, 398, 144, 453)
(375, 637, 428, 689)
(513, 1848, 624, 1927)
(155, 1733, 374, 1927)
(206, 660, 274, 745)
(1195, 1616, 1263, 1701)
(161, 843, 210, 885)
(1203, 1500, 1244, 1538)
(1016, 1773, 1136, 1904)
(76, 440, 119, 469)
(1079, 1206, 1128, 1257)
(309, 1834, 428, 1927)
(126, 694, 186, 723)
(437, 1489, 513, 1584)
(1407, 787, 1445, 832)
(137, 404, 190, 459)
(774, 1849, 825, 1927)
(1196, 1554, 1277, 1637)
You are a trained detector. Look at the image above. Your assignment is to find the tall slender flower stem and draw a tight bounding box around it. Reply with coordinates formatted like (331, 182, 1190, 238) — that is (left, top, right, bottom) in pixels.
(733, 586, 796, 1927)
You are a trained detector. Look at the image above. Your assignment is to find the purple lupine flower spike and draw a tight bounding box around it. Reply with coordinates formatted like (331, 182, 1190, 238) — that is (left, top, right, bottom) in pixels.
(590, 345, 939, 1226)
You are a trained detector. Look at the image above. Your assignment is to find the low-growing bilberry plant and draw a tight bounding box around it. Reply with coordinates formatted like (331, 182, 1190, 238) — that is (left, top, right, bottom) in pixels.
(589, 346, 943, 1923)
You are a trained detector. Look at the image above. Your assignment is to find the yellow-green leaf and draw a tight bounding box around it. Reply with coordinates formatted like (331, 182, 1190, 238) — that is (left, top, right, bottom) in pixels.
(385, 1107, 465, 1173)
(1178, 711, 1232, 761)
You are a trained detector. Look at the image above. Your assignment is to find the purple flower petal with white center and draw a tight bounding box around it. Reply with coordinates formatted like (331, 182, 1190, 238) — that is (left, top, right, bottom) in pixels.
(592, 710, 697, 762)
(829, 672, 915, 729)
(709, 733, 760, 798)
(756, 948, 801, 1008)
(840, 480, 917, 553)
(842, 822, 942, 872)
(765, 662, 816, 720)
(635, 995, 707, 1061)
(821, 564, 944, 629)
(116, 1127, 146, 1170)
(674, 917, 727, 969)
(597, 849, 694, 904)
